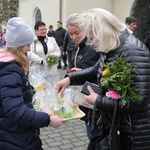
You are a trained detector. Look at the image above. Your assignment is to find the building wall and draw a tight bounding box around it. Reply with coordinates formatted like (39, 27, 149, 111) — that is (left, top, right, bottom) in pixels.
(62, 0, 114, 28)
(19, 0, 60, 30)
(19, 0, 135, 30)
(113, 0, 135, 21)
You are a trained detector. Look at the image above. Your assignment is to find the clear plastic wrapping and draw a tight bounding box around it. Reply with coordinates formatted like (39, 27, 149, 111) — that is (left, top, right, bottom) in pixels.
(30, 70, 77, 119)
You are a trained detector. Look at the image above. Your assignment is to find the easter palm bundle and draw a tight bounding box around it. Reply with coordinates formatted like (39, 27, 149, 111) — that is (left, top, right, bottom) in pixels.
(101, 56, 141, 107)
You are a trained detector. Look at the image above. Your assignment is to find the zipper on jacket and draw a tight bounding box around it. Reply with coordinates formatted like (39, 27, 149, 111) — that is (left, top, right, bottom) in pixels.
(35, 128, 40, 137)
(96, 115, 102, 125)
(87, 110, 91, 125)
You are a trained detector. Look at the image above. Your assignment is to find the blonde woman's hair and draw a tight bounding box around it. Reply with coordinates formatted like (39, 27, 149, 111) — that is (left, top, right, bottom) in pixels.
(6, 47, 29, 73)
(82, 8, 126, 53)
(66, 13, 86, 43)
(66, 13, 85, 29)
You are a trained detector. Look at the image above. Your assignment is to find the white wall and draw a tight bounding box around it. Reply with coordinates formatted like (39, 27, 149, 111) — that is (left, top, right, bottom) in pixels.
(19, 0, 60, 30)
(61, 0, 135, 27)
(62, 0, 114, 28)
(113, 0, 135, 22)
(18, 0, 135, 30)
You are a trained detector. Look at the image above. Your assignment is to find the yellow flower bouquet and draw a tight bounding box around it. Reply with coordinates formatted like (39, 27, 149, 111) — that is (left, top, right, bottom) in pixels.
(101, 56, 141, 106)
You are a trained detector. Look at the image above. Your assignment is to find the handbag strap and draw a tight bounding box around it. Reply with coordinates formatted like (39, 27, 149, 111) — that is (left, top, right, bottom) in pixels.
(108, 100, 118, 150)
(91, 99, 98, 132)
(109, 100, 118, 136)
(91, 99, 118, 137)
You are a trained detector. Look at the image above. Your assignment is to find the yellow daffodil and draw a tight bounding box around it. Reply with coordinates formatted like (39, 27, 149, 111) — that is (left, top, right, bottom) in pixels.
(102, 69, 109, 76)
(37, 84, 44, 91)
(101, 56, 141, 107)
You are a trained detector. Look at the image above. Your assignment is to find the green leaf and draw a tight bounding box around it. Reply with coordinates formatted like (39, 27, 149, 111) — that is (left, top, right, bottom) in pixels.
(101, 56, 141, 106)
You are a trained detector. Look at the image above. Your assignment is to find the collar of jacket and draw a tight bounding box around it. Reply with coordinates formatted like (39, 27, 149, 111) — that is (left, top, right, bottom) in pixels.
(79, 37, 87, 48)
(34, 35, 48, 43)
(119, 29, 130, 43)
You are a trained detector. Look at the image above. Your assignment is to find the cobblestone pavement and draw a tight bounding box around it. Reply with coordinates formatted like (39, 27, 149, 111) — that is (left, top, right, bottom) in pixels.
(40, 69, 89, 150)
(40, 120, 88, 150)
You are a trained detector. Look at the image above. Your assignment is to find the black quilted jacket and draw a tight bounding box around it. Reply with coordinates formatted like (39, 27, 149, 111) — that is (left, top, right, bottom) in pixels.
(68, 30, 150, 150)
(70, 37, 100, 122)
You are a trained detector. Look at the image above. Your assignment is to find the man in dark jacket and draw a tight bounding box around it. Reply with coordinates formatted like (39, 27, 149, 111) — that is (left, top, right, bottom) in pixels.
(55, 21, 66, 69)
(62, 31, 78, 69)
(125, 16, 137, 34)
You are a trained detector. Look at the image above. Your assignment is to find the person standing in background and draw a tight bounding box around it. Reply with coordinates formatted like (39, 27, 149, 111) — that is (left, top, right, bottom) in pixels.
(0, 17, 65, 150)
(55, 21, 67, 69)
(62, 31, 78, 69)
(125, 16, 137, 34)
(27, 21, 61, 87)
(47, 25, 55, 38)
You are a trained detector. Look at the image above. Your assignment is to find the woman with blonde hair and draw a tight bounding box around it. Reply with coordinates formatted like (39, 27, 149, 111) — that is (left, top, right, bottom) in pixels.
(56, 8, 150, 150)
(66, 13, 100, 139)
(0, 17, 65, 150)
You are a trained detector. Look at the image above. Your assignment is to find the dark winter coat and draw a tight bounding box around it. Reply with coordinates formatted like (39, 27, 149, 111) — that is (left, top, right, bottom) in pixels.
(47, 31, 55, 38)
(70, 38, 100, 123)
(0, 55, 50, 150)
(70, 38, 100, 69)
(62, 32, 78, 52)
(55, 27, 66, 47)
(144, 34, 150, 51)
(67, 30, 150, 150)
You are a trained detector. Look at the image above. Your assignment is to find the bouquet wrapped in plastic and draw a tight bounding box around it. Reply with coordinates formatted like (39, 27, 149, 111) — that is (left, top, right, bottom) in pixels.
(46, 55, 58, 67)
(44, 55, 59, 77)
(31, 71, 85, 120)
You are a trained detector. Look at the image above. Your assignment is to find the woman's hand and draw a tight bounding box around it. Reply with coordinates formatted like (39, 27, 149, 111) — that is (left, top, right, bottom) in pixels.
(49, 115, 66, 128)
(66, 67, 82, 73)
(70, 67, 82, 72)
(55, 77, 70, 96)
(84, 85, 98, 105)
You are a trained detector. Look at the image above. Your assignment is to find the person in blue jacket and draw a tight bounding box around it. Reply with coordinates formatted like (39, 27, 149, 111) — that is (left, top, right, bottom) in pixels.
(0, 17, 65, 150)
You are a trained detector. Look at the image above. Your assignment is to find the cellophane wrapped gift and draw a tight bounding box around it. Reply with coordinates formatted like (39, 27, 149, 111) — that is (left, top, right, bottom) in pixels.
(30, 69, 78, 119)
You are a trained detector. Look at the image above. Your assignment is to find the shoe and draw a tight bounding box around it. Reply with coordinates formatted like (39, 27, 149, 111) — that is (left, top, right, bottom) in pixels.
(62, 66, 67, 70)
(57, 65, 61, 69)
(62, 64, 68, 70)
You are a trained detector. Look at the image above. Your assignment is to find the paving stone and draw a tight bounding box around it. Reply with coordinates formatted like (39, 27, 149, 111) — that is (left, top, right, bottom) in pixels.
(58, 143, 74, 150)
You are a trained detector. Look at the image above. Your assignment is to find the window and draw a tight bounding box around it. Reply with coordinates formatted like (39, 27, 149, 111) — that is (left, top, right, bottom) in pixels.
(35, 9, 42, 23)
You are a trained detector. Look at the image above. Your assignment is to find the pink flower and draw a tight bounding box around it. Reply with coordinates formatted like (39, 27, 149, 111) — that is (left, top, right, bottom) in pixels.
(106, 91, 121, 100)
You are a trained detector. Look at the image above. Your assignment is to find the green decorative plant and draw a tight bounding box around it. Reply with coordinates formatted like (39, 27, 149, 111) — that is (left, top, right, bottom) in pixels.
(101, 56, 141, 106)
(46, 55, 58, 67)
